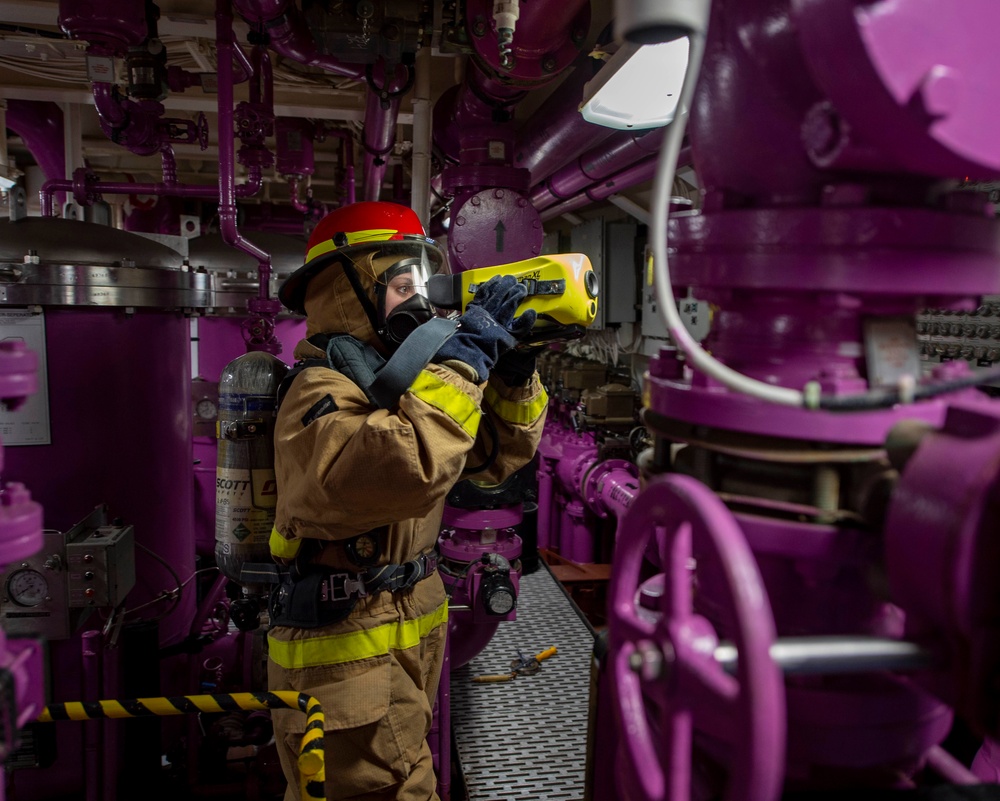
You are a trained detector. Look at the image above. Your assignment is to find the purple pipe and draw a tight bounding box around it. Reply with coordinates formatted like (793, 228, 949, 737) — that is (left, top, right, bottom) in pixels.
(530, 128, 667, 208)
(538, 156, 659, 222)
(433, 61, 526, 164)
(319, 125, 356, 205)
(232, 0, 365, 80)
(215, 0, 269, 277)
(5, 101, 65, 184)
(583, 460, 640, 523)
(91, 83, 163, 158)
(39, 166, 263, 217)
(513, 52, 615, 184)
(361, 60, 411, 202)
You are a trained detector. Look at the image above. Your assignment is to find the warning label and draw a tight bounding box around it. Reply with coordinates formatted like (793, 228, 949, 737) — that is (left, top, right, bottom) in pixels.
(215, 466, 276, 545)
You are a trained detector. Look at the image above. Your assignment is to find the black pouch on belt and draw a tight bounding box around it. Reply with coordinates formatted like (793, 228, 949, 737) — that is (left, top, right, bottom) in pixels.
(269, 568, 359, 629)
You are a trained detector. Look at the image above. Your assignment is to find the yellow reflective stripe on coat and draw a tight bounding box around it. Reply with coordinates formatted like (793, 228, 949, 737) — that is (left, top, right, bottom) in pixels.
(268, 602, 449, 669)
(270, 527, 302, 559)
(304, 228, 398, 262)
(484, 383, 548, 425)
(409, 370, 481, 437)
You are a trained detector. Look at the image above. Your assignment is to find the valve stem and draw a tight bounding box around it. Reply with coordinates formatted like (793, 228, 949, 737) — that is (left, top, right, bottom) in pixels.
(493, 0, 519, 69)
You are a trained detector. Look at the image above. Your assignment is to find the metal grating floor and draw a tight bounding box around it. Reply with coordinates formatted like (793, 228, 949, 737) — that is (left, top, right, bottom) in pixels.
(451, 564, 596, 801)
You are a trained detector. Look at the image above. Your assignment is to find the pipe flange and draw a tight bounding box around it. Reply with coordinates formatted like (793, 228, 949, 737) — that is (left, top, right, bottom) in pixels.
(582, 459, 638, 519)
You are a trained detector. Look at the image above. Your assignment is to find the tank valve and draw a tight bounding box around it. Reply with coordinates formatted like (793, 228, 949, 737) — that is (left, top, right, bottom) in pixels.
(479, 553, 516, 615)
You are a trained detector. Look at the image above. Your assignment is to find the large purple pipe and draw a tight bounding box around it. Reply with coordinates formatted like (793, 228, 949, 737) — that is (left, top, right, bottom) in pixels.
(530, 128, 666, 209)
(433, 62, 526, 164)
(361, 61, 411, 202)
(5, 101, 65, 184)
(538, 157, 656, 222)
(232, 0, 365, 80)
(513, 53, 615, 184)
(536, 145, 693, 221)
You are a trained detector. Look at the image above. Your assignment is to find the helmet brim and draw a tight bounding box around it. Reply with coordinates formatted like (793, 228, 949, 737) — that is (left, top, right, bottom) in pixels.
(278, 235, 447, 314)
(277, 252, 340, 315)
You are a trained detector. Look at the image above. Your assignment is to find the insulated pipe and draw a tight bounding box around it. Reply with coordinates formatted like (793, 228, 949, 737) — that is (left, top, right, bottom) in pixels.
(410, 46, 432, 228)
(530, 128, 667, 209)
(232, 0, 365, 81)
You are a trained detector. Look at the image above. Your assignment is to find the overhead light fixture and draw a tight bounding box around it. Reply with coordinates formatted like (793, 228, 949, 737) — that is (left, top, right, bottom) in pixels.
(579, 38, 690, 130)
(0, 175, 17, 191)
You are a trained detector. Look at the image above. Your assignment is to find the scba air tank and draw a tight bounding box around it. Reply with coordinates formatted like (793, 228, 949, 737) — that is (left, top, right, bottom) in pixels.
(215, 351, 288, 585)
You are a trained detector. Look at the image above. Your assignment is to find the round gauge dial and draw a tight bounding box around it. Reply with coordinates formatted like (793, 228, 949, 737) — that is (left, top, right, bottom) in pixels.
(8, 568, 48, 607)
(196, 398, 218, 420)
(345, 533, 380, 567)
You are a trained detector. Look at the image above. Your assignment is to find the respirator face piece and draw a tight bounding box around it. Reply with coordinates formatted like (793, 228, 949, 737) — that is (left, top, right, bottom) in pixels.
(365, 249, 449, 347)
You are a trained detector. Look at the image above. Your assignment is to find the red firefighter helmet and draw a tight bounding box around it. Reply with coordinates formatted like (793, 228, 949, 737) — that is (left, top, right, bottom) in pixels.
(278, 201, 445, 314)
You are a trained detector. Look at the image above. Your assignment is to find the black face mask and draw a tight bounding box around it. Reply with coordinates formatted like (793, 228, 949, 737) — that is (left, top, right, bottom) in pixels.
(379, 292, 436, 348)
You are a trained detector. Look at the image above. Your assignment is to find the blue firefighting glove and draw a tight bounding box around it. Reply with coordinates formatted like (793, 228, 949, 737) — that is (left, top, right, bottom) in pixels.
(433, 275, 537, 382)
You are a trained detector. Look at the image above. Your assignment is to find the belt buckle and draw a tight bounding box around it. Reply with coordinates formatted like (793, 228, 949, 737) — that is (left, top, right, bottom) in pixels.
(423, 553, 438, 575)
(321, 572, 367, 603)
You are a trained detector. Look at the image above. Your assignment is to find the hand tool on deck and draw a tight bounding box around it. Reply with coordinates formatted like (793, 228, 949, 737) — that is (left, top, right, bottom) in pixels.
(472, 646, 558, 683)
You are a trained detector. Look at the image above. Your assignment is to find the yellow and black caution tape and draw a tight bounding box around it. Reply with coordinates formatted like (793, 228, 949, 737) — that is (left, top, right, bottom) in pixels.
(38, 690, 326, 801)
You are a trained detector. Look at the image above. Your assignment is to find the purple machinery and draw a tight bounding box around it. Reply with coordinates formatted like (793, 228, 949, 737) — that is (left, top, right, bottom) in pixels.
(597, 2, 1000, 800)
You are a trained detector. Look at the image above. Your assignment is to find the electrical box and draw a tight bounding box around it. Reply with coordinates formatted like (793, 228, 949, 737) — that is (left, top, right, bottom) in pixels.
(0, 506, 135, 639)
(640, 243, 711, 354)
(66, 524, 135, 608)
(569, 218, 639, 329)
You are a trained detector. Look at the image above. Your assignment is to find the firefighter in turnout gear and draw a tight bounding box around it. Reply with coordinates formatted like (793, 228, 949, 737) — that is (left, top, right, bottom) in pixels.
(268, 201, 548, 800)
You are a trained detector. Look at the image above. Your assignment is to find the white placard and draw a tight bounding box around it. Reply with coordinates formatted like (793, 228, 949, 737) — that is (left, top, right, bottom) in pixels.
(0, 309, 50, 446)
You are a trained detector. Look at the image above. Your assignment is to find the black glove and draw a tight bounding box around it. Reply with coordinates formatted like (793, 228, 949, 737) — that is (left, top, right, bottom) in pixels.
(494, 347, 541, 387)
(433, 275, 537, 382)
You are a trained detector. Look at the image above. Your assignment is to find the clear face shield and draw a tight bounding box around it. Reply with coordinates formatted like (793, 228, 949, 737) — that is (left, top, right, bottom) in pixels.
(345, 234, 449, 347)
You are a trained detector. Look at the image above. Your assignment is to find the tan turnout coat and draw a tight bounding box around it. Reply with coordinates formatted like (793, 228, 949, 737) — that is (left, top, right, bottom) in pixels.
(267, 260, 547, 800)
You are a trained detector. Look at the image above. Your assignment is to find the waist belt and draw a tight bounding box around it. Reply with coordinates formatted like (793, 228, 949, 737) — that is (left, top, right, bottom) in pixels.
(256, 552, 439, 629)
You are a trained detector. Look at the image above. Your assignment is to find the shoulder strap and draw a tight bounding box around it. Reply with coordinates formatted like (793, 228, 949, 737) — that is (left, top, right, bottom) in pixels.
(368, 317, 458, 409)
(276, 318, 459, 412)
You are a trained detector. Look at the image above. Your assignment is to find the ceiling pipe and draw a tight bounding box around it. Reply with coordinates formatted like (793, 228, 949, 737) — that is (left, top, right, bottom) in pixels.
(432, 0, 590, 270)
(512, 48, 615, 185)
(232, 0, 365, 80)
(5, 101, 65, 184)
(217, 0, 281, 354)
(530, 128, 667, 209)
(361, 60, 413, 202)
(536, 146, 693, 222)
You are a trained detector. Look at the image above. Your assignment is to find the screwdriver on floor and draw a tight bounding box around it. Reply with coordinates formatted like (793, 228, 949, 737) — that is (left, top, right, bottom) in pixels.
(472, 646, 558, 683)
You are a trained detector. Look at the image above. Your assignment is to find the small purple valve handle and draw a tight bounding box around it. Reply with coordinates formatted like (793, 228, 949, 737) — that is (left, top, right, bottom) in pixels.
(607, 474, 785, 801)
(0, 340, 38, 413)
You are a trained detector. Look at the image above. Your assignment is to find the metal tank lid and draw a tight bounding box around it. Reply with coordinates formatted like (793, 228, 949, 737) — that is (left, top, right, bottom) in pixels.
(0, 217, 212, 309)
(0, 217, 184, 268)
(188, 232, 307, 317)
(188, 232, 307, 277)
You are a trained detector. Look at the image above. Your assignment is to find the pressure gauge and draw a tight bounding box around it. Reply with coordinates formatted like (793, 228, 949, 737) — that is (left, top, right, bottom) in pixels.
(345, 533, 380, 567)
(7, 568, 49, 607)
(196, 398, 218, 420)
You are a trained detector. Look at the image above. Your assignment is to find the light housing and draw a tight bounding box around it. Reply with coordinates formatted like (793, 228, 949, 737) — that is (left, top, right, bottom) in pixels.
(579, 38, 690, 130)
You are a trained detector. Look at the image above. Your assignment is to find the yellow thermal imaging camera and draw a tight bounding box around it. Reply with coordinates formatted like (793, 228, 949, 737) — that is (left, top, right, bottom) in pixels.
(427, 254, 599, 347)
